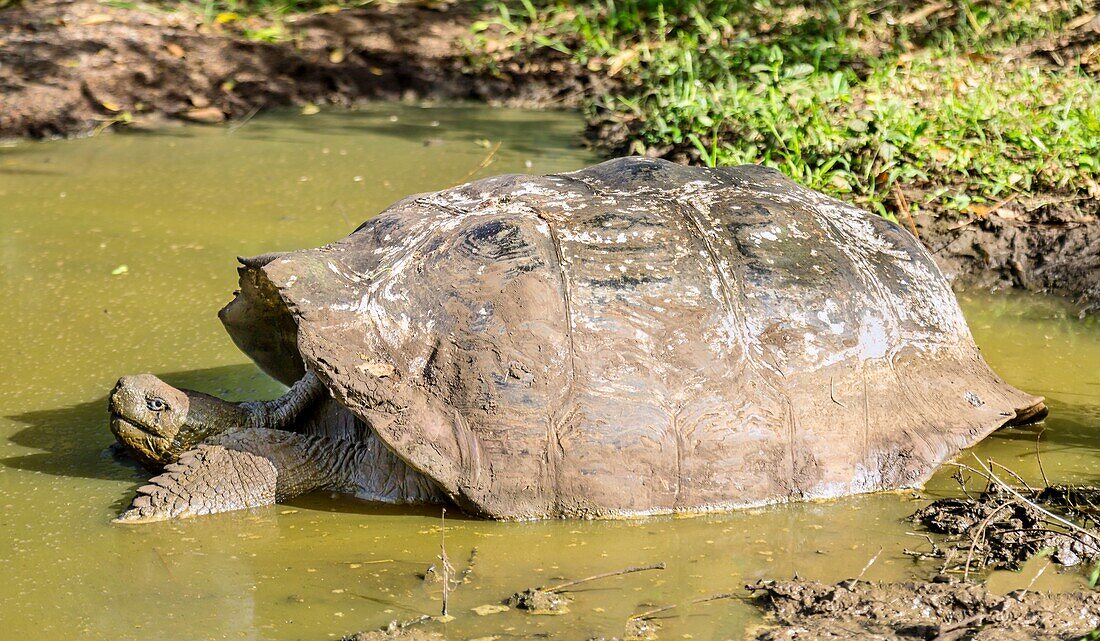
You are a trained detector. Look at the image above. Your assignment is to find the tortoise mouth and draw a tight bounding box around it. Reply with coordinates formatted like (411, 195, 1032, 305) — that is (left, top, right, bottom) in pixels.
(109, 412, 164, 439)
(109, 413, 177, 468)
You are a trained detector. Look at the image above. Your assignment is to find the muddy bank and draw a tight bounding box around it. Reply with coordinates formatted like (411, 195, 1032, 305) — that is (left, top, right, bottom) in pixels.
(918, 199, 1099, 316)
(0, 0, 589, 138)
(1, 0, 1095, 310)
(748, 578, 1100, 640)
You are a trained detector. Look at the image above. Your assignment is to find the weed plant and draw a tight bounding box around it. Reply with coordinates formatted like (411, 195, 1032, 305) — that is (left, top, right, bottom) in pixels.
(470, 0, 1100, 217)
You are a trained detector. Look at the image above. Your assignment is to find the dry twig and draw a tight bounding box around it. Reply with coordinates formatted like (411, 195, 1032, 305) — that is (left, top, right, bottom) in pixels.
(628, 591, 742, 621)
(542, 562, 666, 593)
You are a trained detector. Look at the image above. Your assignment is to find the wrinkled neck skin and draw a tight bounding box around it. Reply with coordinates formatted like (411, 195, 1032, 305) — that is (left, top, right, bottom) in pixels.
(176, 391, 253, 448)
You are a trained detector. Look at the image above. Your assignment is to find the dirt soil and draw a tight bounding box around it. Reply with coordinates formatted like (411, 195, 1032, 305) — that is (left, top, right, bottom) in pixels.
(507, 587, 570, 613)
(341, 627, 441, 641)
(0, 0, 588, 138)
(748, 578, 1100, 641)
(1, 0, 1096, 311)
(916, 198, 1099, 316)
(910, 483, 1100, 572)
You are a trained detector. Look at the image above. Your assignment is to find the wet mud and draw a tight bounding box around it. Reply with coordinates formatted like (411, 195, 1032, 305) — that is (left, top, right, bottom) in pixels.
(342, 627, 442, 641)
(910, 483, 1100, 571)
(748, 578, 1100, 641)
(920, 203, 1100, 316)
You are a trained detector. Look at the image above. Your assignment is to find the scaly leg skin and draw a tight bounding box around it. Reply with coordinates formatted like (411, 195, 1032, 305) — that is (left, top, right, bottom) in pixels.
(115, 428, 349, 523)
(241, 371, 328, 431)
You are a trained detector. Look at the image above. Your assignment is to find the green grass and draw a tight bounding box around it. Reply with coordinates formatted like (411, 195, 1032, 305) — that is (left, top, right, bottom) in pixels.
(192, 0, 367, 18)
(107, 0, 375, 33)
(469, 0, 1100, 218)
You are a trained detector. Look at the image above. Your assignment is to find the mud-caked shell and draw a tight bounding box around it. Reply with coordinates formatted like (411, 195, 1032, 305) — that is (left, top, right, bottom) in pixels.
(220, 158, 1042, 519)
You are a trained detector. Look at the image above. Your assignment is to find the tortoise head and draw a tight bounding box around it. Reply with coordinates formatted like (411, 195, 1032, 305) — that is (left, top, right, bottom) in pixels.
(108, 374, 248, 469)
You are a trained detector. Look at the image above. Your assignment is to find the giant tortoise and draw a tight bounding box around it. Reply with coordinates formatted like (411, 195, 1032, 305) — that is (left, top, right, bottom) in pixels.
(108, 157, 1045, 522)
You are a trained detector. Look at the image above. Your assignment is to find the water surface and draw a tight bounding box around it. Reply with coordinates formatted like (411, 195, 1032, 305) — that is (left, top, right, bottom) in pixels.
(1, 105, 1097, 641)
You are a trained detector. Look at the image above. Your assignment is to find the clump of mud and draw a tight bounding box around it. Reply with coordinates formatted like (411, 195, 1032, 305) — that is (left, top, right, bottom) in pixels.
(748, 578, 1100, 640)
(507, 562, 665, 615)
(341, 626, 441, 641)
(506, 587, 570, 614)
(909, 483, 1100, 571)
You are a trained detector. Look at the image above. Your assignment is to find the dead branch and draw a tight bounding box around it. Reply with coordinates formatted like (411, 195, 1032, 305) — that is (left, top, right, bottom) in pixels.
(968, 455, 1100, 552)
(628, 591, 742, 621)
(455, 141, 502, 185)
(892, 183, 921, 241)
(856, 547, 884, 580)
(988, 459, 1035, 494)
(542, 562, 666, 593)
(963, 499, 1015, 580)
(1035, 427, 1050, 488)
(439, 508, 453, 616)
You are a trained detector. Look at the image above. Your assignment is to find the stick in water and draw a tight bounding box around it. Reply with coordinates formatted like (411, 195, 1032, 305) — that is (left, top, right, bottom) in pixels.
(440, 508, 451, 617)
(542, 562, 666, 593)
(630, 592, 743, 621)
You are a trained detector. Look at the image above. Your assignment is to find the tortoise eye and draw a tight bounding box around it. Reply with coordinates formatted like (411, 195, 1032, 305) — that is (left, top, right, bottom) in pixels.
(146, 398, 166, 412)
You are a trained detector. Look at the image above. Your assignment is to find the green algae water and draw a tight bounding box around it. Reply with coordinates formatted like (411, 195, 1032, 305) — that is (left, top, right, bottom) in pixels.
(1, 105, 1098, 641)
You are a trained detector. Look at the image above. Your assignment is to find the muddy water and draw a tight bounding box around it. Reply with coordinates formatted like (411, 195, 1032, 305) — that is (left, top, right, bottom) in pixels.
(1, 105, 1097, 641)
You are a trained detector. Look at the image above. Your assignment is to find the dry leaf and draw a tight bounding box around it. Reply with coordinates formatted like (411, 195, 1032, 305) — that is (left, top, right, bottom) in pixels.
(165, 43, 185, 58)
(181, 107, 225, 123)
(1067, 12, 1097, 31)
(964, 203, 991, 219)
(81, 14, 113, 26)
(899, 1, 947, 26)
(607, 48, 638, 76)
(472, 604, 509, 616)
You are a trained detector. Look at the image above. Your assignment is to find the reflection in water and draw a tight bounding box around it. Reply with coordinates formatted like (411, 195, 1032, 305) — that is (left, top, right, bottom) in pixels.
(1, 105, 1097, 640)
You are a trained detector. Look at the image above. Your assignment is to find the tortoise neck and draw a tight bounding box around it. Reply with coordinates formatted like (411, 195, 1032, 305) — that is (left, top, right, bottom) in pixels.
(171, 391, 253, 451)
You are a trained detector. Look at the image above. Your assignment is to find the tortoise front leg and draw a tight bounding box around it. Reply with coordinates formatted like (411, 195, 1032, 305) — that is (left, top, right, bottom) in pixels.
(242, 370, 328, 431)
(115, 428, 345, 523)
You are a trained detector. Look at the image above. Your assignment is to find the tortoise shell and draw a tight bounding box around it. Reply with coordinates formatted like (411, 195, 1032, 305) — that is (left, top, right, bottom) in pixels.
(220, 158, 1042, 518)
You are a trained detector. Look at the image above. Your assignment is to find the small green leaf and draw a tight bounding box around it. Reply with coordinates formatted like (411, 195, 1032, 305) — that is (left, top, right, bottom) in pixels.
(785, 63, 814, 78)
